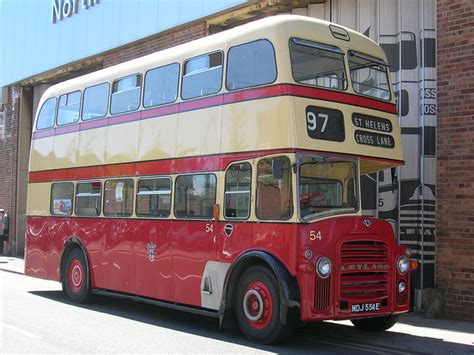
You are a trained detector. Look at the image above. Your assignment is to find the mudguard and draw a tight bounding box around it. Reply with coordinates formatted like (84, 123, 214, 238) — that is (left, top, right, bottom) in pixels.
(218, 250, 300, 328)
(59, 236, 90, 284)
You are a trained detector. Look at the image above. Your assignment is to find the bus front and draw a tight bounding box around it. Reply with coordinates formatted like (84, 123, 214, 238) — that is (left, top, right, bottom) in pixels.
(287, 24, 412, 329)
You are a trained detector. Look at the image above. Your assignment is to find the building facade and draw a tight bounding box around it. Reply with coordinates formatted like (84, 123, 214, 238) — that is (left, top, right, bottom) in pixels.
(0, 0, 472, 321)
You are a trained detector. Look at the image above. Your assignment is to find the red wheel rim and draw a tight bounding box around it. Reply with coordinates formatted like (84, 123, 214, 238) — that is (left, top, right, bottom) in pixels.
(242, 281, 273, 329)
(68, 259, 83, 293)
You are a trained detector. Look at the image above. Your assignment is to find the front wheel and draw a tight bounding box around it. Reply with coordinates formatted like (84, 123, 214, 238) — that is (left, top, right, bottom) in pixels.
(62, 248, 91, 303)
(351, 314, 399, 332)
(235, 265, 293, 344)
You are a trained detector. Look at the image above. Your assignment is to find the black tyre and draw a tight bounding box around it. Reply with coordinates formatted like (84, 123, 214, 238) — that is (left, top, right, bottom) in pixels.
(351, 314, 399, 332)
(62, 248, 91, 303)
(235, 265, 293, 344)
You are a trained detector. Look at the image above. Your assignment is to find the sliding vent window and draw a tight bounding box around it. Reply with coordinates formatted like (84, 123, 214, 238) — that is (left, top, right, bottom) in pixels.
(104, 179, 134, 217)
(36, 97, 57, 130)
(225, 163, 251, 219)
(110, 74, 142, 114)
(175, 174, 216, 219)
(75, 181, 101, 216)
(182, 52, 223, 99)
(57, 91, 81, 125)
(50, 182, 74, 216)
(136, 178, 172, 217)
(227, 39, 277, 90)
(82, 83, 109, 120)
(290, 38, 347, 90)
(144, 63, 179, 107)
(348, 51, 391, 101)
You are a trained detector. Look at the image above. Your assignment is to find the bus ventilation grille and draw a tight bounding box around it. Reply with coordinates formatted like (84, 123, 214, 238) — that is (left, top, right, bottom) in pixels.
(340, 241, 389, 299)
(315, 276, 331, 311)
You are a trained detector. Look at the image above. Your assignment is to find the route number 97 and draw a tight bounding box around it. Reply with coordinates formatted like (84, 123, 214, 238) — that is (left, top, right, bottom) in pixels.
(305, 106, 345, 142)
(307, 112, 328, 133)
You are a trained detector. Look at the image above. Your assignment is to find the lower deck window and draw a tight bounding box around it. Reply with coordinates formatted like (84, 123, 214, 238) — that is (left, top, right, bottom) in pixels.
(51, 182, 74, 216)
(136, 178, 172, 217)
(175, 174, 216, 219)
(75, 181, 101, 216)
(104, 179, 134, 216)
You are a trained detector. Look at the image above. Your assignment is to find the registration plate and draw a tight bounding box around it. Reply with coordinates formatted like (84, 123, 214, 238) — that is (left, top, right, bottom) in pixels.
(351, 302, 381, 313)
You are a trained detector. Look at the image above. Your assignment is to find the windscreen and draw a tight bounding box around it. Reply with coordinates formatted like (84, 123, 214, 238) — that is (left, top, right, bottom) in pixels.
(299, 155, 359, 220)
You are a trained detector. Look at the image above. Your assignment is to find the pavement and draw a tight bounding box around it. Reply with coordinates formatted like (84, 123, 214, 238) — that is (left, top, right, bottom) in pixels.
(1, 256, 473, 350)
(0, 256, 24, 275)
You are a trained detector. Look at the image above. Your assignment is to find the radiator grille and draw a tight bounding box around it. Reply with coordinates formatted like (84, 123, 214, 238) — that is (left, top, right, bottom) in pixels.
(341, 240, 388, 263)
(340, 241, 390, 300)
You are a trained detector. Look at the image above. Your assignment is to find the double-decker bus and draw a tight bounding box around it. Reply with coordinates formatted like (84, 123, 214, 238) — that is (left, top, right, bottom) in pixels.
(25, 15, 414, 344)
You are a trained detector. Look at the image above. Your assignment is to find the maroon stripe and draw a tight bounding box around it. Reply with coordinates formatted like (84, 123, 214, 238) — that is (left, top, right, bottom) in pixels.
(32, 84, 396, 140)
(28, 148, 403, 183)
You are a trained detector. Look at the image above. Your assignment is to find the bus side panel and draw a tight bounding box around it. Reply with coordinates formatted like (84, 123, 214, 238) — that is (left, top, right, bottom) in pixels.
(251, 223, 299, 276)
(52, 131, 78, 170)
(176, 103, 223, 158)
(25, 216, 51, 280)
(102, 219, 136, 294)
(47, 217, 74, 281)
(216, 221, 253, 263)
(76, 126, 107, 168)
(134, 219, 174, 302)
(170, 220, 217, 307)
(221, 97, 295, 154)
(25, 216, 105, 287)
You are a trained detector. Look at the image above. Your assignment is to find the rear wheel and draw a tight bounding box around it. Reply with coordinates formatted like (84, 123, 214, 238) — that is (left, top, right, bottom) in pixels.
(351, 314, 399, 332)
(235, 265, 293, 344)
(62, 248, 91, 303)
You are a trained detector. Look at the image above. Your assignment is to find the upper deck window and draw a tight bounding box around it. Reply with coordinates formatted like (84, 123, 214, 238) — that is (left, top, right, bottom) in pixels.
(348, 51, 391, 101)
(36, 97, 57, 130)
(290, 38, 347, 90)
(182, 52, 223, 100)
(110, 74, 142, 115)
(143, 63, 179, 108)
(226, 39, 277, 91)
(82, 82, 109, 120)
(57, 91, 81, 126)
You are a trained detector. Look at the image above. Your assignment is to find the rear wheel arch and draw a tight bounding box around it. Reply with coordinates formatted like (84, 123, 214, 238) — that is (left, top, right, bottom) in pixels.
(219, 251, 300, 329)
(60, 236, 90, 285)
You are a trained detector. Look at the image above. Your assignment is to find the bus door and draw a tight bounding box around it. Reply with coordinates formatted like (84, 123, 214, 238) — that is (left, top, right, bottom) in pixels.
(170, 173, 218, 307)
(133, 177, 174, 301)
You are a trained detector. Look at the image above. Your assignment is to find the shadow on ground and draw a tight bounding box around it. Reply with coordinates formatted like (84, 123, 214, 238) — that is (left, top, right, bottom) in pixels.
(30, 290, 473, 354)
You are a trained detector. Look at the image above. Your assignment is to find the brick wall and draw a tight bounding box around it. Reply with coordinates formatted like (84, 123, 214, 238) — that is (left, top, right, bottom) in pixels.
(103, 22, 207, 67)
(0, 85, 21, 255)
(436, 0, 474, 321)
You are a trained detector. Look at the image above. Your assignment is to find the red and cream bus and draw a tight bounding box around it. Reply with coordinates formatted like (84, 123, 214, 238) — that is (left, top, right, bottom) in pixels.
(25, 15, 414, 344)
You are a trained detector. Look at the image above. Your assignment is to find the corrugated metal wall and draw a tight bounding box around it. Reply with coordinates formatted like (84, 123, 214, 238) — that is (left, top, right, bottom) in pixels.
(294, 0, 436, 307)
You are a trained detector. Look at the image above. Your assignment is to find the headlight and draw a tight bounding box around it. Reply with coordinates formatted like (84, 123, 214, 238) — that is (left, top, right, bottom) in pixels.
(316, 257, 331, 278)
(397, 256, 409, 274)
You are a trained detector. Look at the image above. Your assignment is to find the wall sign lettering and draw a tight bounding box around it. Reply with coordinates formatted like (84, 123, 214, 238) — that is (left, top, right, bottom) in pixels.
(51, 0, 99, 24)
